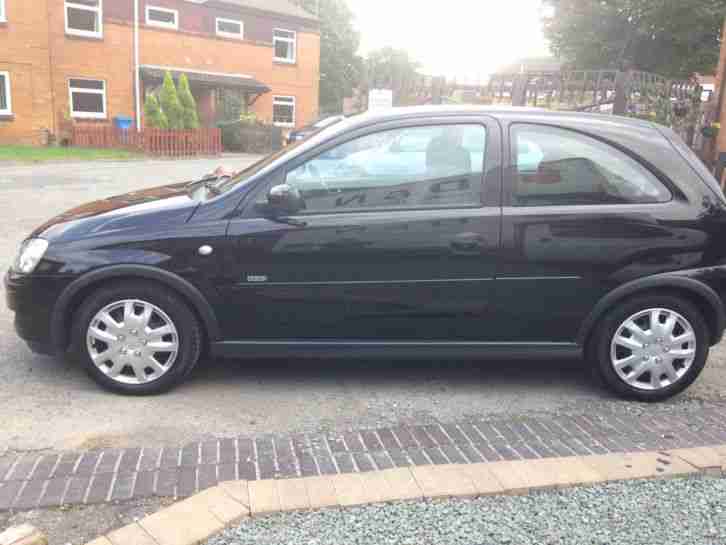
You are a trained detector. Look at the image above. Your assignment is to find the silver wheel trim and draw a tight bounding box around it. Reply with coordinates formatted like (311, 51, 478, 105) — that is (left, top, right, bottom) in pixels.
(610, 307, 697, 392)
(86, 299, 180, 385)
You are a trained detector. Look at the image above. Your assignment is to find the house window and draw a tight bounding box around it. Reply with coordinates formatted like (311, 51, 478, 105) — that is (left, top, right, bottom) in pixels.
(272, 96, 295, 127)
(0, 0, 6, 22)
(65, 0, 103, 39)
(69, 78, 107, 119)
(216, 17, 243, 39)
(0, 72, 12, 115)
(146, 6, 178, 30)
(273, 29, 297, 63)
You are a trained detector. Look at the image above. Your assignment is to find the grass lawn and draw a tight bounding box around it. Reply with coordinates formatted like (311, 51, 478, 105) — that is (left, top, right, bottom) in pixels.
(0, 145, 144, 163)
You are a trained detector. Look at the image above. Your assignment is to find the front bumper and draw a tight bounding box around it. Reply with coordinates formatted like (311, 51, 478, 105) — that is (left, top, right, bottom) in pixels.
(5, 270, 73, 355)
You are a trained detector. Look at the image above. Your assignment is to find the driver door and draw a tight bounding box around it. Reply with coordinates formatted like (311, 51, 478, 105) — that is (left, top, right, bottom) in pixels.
(221, 117, 503, 341)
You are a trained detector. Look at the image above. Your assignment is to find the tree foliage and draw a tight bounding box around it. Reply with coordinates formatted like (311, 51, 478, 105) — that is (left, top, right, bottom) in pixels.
(363, 47, 421, 105)
(543, 0, 726, 78)
(143, 94, 168, 129)
(300, 0, 362, 113)
(177, 74, 200, 129)
(158, 71, 184, 129)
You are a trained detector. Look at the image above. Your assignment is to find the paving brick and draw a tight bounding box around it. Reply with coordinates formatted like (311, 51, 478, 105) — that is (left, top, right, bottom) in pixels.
(31, 455, 58, 481)
(406, 449, 431, 466)
(138, 448, 162, 472)
(13, 481, 45, 510)
(456, 443, 485, 464)
(391, 427, 419, 448)
(140, 494, 224, 545)
(411, 427, 437, 449)
(0, 481, 22, 510)
(258, 456, 276, 480)
(159, 448, 180, 470)
(200, 442, 219, 465)
(315, 451, 337, 476)
(63, 476, 90, 505)
(38, 477, 68, 508)
(107, 522, 157, 545)
(180, 444, 200, 468)
(117, 448, 141, 473)
(360, 430, 383, 451)
(197, 465, 218, 490)
(352, 452, 375, 472)
(425, 448, 450, 465)
(386, 449, 412, 468)
(377, 429, 401, 450)
(110, 472, 135, 501)
(219, 439, 236, 464)
(237, 461, 257, 481)
(668, 447, 723, 474)
(94, 451, 120, 475)
(7, 458, 39, 481)
(277, 478, 310, 512)
(334, 453, 356, 474)
(155, 470, 178, 497)
(411, 465, 476, 499)
(276, 457, 298, 478)
(86, 474, 113, 504)
(439, 445, 467, 465)
(441, 424, 468, 445)
(132, 471, 155, 498)
(53, 454, 80, 478)
(177, 468, 197, 497)
(369, 450, 394, 471)
(249, 479, 280, 515)
(218, 464, 236, 482)
(237, 438, 254, 462)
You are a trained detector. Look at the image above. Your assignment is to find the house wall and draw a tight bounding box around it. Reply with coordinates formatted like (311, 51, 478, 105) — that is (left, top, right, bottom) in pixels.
(0, 0, 320, 146)
(0, 0, 53, 145)
(716, 18, 726, 163)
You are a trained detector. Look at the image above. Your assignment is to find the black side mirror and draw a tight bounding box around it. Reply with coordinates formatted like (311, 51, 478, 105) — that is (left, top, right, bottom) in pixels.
(267, 184, 305, 215)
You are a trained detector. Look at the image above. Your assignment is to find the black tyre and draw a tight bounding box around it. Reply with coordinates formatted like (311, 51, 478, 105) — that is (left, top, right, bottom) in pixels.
(72, 281, 202, 395)
(591, 295, 709, 402)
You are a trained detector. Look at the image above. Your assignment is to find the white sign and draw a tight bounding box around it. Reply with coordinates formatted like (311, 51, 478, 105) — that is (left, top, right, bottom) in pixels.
(368, 89, 393, 111)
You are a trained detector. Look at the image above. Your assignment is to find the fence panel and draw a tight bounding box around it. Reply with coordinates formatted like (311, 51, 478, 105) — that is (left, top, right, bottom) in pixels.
(71, 126, 222, 157)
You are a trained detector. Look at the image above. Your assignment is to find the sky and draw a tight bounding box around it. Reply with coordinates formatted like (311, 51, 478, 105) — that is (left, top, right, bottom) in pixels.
(349, 0, 552, 82)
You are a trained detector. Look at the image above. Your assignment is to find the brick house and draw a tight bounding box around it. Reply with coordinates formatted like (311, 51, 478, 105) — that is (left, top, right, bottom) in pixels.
(715, 18, 726, 183)
(0, 0, 320, 145)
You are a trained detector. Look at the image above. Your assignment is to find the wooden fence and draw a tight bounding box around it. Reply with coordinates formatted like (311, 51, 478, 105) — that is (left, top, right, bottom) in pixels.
(71, 126, 222, 157)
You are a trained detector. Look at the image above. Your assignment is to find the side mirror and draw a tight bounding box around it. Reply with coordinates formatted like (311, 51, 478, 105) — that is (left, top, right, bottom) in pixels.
(267, 184, 305, 215)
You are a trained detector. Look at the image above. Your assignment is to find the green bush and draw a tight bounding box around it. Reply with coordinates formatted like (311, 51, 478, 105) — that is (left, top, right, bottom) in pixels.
(143, 94, 168, 129)
(177, 73, 200, 129)
(159, 71, 184, 129)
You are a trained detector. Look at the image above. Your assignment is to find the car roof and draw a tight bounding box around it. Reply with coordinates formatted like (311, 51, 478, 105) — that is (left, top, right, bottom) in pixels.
(336, 105, 658, 132)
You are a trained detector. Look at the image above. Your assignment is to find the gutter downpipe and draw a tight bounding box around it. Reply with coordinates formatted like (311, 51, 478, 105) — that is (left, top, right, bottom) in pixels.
(134, 0, 142, 132)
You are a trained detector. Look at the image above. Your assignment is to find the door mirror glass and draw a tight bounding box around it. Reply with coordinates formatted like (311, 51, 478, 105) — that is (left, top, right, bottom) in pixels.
(267, 184, 305, 215)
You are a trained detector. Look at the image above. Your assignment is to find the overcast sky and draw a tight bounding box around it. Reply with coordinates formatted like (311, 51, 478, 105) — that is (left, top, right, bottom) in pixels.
(349, 0, 552, 81)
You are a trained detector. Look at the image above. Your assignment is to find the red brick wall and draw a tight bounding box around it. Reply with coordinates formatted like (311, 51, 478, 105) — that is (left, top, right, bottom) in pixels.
(716, 18, 726, 159)
(0, 0, 53, 145)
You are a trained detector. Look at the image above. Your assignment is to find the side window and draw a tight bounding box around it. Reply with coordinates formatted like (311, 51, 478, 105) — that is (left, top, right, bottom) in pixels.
(511, 124, 671, 206)
(285, 124, 487, 213)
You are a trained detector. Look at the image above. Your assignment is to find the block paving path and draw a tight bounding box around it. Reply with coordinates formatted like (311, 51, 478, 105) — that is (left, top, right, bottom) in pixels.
(2, 403, 726, 511)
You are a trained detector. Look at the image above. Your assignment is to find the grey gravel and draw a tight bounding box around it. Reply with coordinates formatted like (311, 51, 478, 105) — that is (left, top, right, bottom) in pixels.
(208, 477, 726, 545)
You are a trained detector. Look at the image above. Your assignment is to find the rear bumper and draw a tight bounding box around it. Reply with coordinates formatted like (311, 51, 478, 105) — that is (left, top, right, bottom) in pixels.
(5, 270, 74, 355)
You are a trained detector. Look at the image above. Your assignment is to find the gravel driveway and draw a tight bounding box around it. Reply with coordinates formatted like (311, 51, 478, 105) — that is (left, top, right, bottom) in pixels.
(208, 476, 726, 545)
(1, 158, 726, 454)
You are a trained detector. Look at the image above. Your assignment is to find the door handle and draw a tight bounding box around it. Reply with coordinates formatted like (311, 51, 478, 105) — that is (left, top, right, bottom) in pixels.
(451, 233, 487, 252)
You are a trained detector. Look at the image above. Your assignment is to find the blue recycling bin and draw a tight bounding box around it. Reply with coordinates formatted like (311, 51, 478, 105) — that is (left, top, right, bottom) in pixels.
(114, 116, 134, 130)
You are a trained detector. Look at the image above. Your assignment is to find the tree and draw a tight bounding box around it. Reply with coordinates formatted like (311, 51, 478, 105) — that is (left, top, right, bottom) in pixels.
(363, 47, 421, 105)
(143, 94, 168, 129)
(177, 74, 200, 129)
(158, 71, 184, 129)
(543, 0, 726, 78)
(300, 0, 362, 113)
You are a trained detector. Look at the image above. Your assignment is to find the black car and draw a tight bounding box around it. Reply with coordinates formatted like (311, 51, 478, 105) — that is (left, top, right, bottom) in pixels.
(286, 115, 345, 144)
(6, 106, 726, 401)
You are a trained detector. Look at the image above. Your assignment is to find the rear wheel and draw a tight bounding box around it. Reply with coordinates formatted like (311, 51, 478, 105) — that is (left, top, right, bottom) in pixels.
(591, 295, 709, 402)
(72, 281, 202, 395)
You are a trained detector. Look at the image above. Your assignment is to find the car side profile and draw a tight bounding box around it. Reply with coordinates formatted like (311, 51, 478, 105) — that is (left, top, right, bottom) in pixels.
(6, 106, 726, 401)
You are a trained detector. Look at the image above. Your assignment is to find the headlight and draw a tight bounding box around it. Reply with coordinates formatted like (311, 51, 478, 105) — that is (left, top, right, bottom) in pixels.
(12, 239, 49, 274)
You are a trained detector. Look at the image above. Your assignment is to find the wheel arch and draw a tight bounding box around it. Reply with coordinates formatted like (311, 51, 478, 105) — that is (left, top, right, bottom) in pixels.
(51, 265, 221, 352)
(578, 275, 726, 348)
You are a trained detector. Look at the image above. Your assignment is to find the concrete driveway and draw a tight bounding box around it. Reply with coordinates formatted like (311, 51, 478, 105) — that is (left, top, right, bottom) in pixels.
(1, 157, 726, 454)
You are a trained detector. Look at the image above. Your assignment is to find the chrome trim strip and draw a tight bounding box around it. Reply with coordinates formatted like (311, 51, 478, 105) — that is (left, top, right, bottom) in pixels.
(236, 278, 495, 287)
(219, 341, 578, 347)
(498, 276, 583, 281)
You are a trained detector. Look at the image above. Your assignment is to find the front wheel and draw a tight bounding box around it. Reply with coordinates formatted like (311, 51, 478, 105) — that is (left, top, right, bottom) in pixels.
(72, 281, 202, 395)
(591, 295, 709, 402)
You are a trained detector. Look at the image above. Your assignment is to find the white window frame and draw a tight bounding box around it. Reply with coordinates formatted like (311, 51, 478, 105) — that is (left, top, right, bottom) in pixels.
(273, 28, 297, 64)
(216, 17, 243, 39)
(272, 95, 296, 127)
(146, 5, 178, 30)
(68, 78, 107, 119)
(64, 0, 103, 39)
(0, 72, 12, 115)
(0, 0, 6, 23)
